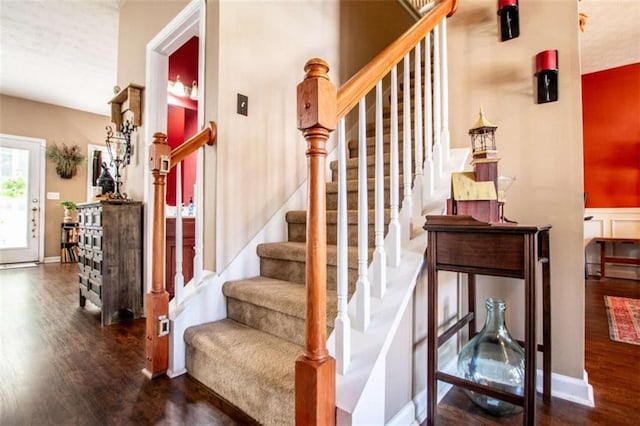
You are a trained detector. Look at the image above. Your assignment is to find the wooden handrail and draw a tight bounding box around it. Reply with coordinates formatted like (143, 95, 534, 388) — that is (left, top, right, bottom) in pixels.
(144, 121, 216, 380)
(336, 0, 455, 118)
(170, 121, 217, 169)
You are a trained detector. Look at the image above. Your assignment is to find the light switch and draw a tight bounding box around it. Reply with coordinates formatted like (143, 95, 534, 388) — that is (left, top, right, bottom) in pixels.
(237, 94, 248, 116)
(47, 192, 60, 200)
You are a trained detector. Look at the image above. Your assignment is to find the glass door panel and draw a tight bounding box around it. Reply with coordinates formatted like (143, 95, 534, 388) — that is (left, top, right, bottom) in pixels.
(0, 135, 42, 264)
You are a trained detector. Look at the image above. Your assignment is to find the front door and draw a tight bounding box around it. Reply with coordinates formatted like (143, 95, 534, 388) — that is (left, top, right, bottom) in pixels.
(0, 134, 43, 264)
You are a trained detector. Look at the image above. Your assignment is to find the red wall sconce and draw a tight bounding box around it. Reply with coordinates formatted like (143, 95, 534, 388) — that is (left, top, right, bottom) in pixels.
(535, 50, 559, 104)
(498, 0, 519, 41)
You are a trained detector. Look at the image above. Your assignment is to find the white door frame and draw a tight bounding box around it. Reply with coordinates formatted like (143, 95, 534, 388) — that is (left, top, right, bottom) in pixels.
(0, 134, 46, 263)
(143, 0, 206, 296)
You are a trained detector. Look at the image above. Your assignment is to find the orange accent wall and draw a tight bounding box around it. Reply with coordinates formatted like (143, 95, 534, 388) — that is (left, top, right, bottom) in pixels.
(582, 63, 640, 208)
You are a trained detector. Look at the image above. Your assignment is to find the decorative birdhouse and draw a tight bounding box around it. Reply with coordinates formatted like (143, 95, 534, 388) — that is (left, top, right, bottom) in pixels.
(447, 109, 501, 223)
(469, 108, 497, 155)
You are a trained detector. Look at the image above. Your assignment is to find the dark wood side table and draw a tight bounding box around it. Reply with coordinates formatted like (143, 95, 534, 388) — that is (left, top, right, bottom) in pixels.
(423, 215, 551, 426)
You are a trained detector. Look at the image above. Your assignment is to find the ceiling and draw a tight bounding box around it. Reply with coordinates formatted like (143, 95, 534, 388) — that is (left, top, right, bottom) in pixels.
(0, 0, 120, 116)
(579, 0, 640, 75)
(1, 1, 638, 116)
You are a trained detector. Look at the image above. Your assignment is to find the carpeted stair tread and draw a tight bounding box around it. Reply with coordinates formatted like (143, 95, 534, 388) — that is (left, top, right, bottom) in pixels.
(286, 209, 391, 247)
(185, 319, 299, 426)
(330, 152, 414, 172)
(286, 209, 391, 224)
(346, 138, 408, 160)
(257, 241, 362, 266)
(223, 276, 337, 322)
(326, 176, 403, 194)
(366, 116, 416, 133)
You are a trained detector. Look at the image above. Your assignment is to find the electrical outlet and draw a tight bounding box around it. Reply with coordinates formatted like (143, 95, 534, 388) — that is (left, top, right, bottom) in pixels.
(237, 94, 248, 116)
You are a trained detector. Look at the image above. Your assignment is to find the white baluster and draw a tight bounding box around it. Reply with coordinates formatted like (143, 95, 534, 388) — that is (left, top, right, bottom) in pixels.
(433, 23, 443, 180)
(335, 118, 350, 375)
(441, 18, 451, 163)
(386, 65, 401, 268)
(194, 151, 203, 285)
(354, 98, 370, 332)
(174, 162, 184, 305)
(372, 81, 386, 299)
(423, 32, 434, 199)
(401, 53, 413, 241)
(413, 42, 424, 218)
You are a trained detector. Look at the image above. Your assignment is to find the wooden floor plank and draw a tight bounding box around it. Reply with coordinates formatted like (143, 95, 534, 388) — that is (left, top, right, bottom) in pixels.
(0, 263, 256, 425)
(435, 277, 640, 425)
(1, 264, 638, 425)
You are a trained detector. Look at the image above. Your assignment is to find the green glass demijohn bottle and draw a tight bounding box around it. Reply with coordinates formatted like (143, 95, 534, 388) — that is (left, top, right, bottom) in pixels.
(457, 298, 525, 416)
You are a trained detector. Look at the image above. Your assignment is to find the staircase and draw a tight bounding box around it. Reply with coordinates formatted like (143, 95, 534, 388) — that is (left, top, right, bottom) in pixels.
(153, 1, 462, 424)
(184, 70, 419, 426)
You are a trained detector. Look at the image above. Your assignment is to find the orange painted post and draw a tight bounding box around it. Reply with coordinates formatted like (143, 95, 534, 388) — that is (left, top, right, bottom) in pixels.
(143, 132, 172, 378)
(295, 58, 337, 425)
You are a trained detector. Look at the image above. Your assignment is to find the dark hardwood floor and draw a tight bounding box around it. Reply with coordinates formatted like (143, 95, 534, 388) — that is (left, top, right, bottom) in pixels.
(1, 264, 638, 425)
(437, 277, 640, 425)
(0, 263, 255, 425)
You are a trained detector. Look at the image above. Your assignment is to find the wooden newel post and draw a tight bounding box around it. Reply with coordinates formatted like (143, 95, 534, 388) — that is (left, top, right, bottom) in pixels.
(143, 132, 172, 379)
(295, 58, 337, 425)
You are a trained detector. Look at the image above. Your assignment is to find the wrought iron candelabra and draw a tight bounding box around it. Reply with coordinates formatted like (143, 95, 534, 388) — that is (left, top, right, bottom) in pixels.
(105, 119, 135, 200)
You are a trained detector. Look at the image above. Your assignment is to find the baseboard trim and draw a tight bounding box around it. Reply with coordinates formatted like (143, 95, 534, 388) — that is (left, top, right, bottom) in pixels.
(43, 256, 60, 263)
(412, 356, 457, 424)
(538, 369, 595, 407)
(403, 368, 594, 424)
(167, 367, 187, 378)
(387, 400, 418, 425)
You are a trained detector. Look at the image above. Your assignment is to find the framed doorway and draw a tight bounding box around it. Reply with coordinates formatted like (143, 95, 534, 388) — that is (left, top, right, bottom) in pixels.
(143, 0, 206, 295)
(0, 134, 45, 264)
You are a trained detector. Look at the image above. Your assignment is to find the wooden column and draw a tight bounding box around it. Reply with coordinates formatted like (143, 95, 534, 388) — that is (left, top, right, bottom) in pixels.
(295, 58, 337, 426)
(144, 132, 172, 378)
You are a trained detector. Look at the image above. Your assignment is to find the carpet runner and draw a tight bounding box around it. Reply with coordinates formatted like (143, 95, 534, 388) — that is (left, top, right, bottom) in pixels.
(604, 296, 640, 345)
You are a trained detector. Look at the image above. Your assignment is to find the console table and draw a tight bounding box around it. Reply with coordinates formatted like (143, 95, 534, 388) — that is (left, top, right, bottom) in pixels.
(424, 215, 551, 426)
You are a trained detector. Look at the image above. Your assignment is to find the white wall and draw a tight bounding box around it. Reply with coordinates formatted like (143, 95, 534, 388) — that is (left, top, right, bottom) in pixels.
(448, 0, 585, 379)
(117, 0, 190, 202)
(210, 0, 341, 270)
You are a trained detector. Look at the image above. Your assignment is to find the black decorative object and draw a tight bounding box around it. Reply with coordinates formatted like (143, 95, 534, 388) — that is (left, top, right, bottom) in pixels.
(535, 50, 559, 104)
(96, 162, 115, 195)
(105, 119, 136, 199)
(498, 0, 519, 42)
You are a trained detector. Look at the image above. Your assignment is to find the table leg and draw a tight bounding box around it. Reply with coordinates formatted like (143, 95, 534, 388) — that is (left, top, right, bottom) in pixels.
(426, 232, 438, 426)
(524, 234, 537, 425)
(540, 230, 551, 402)
(599, 241, 606, 279)
(468, 273, 476, 338)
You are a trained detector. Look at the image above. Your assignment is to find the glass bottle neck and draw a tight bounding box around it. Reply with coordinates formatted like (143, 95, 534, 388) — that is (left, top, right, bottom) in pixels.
(484, 298, 507, 332)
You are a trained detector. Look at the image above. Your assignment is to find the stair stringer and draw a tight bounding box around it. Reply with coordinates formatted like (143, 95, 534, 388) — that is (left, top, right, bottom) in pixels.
(330, 147, 468, 425)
